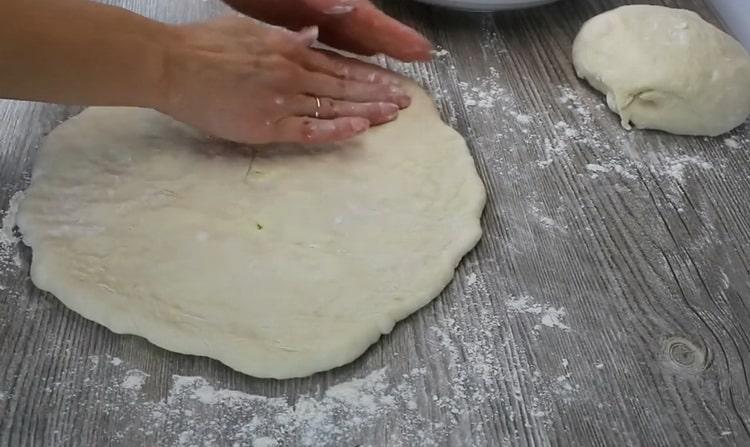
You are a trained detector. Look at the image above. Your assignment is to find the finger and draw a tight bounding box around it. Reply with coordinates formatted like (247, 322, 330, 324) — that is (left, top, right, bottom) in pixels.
(296, 48, 402, 86)
(262, 24, 319, 51)
(223, 0, 318, 30)
(301, 73, 411, 108)
(274, 116, 370, 144)
(290, 96, 399, 124)
(312, 1, 433, 61)
(291, 26, 319, 47)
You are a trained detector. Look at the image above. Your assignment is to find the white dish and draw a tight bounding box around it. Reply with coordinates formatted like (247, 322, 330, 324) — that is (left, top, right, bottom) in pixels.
(412, 0, 560, 11)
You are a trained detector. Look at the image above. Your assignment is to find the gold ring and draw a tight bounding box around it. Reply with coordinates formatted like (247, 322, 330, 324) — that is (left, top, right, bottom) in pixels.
(314, 96, 321, 119)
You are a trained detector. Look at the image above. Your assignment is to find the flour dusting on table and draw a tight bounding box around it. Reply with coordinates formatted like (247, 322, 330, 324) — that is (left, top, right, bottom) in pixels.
(0, 191, 24, 272)
(121, 369, 149, 391)
(17, 267, 589, 447)
(505, 295, 570, 331)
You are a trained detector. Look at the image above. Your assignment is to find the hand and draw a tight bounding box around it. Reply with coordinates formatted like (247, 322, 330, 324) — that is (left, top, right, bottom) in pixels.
(222, 0, 433, 62)
(159, 16, 411, 145)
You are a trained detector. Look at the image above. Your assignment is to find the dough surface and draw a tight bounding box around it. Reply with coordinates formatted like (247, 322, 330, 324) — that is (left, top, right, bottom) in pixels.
(572, 5, 750, 136)
(17, 83, 486, 379)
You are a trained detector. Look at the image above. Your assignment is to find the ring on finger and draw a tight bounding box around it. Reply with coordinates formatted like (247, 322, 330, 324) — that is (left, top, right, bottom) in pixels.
(313, 96, 322, 119)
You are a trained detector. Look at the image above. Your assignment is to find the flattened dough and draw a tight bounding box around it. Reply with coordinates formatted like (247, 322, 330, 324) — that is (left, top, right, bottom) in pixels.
(17, 83, 486, 379)
(573, 5, 750, 136)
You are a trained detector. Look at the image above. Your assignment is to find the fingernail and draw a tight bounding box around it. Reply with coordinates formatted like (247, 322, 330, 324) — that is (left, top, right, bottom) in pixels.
(369, 72, 401, 86)
(297, 26, 319, 46)
(324, 5, 354, 14)
(323, 0, 357, 15)
(395, 95, 411, 108)
(385, 77, 402, 86)
(389, 85, 406, 96)
(405, 37, 434, 62)
(381, 103, 399, 120)
(387, 85, 410, 108)
(352, 119, 369, 133)
(418, 37, 434, 52)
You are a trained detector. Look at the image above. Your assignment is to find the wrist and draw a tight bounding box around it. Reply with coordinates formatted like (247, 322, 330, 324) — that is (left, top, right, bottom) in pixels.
(148, 23, 198, 117)
(135, 22, 185, 111)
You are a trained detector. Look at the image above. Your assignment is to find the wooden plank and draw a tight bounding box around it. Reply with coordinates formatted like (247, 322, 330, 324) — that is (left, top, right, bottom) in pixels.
(1, 0, 749, 445)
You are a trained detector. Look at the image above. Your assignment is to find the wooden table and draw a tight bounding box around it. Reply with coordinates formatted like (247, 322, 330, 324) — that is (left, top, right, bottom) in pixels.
(2, 0, 749, 445)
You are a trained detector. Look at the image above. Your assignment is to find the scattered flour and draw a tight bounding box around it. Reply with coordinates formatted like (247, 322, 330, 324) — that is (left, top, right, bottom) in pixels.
(723, 137, 740, 149)
(0, 191, 23, 245)
(659, 156, 713, 182)
(535, 86, 722, 190)
(121, 369, 149, 391)
(540, 307, 570, 330)
(528, 204, 565, 231)
(553, 374, 577, 397)
(505, 295, 570, 331)
(586, 163, 610, 174)
(506, 295, 543, 314)
(458, 78, 506, 110)
(431, 48, 450, 58)
(406, 55, 723, 202)
(253, 437, 278, 447)
(165, 368, 403, 446)
(129, 367, 431, 446)
(535, 214, 558, 229)
(514, 113, 533, 125)
(0, 191, 24, 271)
(47, 272, 573, 446)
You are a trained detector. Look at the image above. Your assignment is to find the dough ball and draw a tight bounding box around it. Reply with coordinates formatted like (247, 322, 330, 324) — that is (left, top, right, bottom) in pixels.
(572, 5, 750, 136)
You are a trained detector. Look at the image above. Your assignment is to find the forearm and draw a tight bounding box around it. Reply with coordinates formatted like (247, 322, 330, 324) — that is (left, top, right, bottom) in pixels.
(0, 0, 174, 108)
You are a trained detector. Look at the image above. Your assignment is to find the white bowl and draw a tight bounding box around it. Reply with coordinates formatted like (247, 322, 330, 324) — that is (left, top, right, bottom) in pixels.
(412, 0, 560, 11)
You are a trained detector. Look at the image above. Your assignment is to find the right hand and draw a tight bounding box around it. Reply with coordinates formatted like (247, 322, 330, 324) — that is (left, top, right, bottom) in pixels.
(158, 16, 411, 145)
(221, 0, 433, 62)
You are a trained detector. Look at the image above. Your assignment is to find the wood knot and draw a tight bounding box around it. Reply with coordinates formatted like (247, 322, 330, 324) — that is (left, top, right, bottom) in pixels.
(662, 336, 711, 373)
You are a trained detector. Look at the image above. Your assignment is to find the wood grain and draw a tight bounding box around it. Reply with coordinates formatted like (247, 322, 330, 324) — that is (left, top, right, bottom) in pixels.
(1, 0, 749, 446)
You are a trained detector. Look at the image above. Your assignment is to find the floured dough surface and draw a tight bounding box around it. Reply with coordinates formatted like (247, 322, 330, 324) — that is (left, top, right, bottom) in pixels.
(16, 83, 486, 379)
(573, 5, 750, 136)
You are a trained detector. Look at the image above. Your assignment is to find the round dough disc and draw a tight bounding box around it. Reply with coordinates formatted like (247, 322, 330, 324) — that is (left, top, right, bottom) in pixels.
(17, 83, 486, 379)
(572, 5, 750, 136)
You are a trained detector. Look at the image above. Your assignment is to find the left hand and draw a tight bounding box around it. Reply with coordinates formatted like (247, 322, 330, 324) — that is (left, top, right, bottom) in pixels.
(222, 0, 433, 62)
